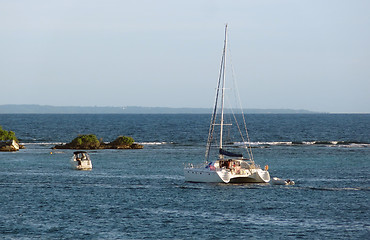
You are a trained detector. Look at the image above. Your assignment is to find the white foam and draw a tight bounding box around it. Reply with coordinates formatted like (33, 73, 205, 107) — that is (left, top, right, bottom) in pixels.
(22, 142, 64, 145)
(338, 143, 370, 148)
(138, 142, 172, 145)
(233, 141, 293, 146)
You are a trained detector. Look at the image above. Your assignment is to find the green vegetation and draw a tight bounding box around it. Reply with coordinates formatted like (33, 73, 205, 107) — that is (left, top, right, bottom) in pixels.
(70, 134, 101, 149)
(110, 136, 134, 146)
(0, 126, 18, 142)
(53, 134, 143, 150)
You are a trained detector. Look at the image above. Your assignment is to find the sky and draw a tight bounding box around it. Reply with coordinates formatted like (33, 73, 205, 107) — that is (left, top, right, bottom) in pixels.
(0, 0, 369, 113)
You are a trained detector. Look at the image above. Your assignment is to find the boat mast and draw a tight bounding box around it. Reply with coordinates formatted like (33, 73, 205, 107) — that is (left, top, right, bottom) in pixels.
(219, 24, 228, 159)
(205, 24, 229, 161)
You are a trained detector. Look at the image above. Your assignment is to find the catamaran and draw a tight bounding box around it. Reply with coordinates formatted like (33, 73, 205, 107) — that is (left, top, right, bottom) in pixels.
(184, 25, 270, 183)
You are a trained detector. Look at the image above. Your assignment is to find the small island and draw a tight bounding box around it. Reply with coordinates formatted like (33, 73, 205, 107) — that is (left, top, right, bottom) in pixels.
(53, 134, 143, 150)
(0, 126, 24, 151)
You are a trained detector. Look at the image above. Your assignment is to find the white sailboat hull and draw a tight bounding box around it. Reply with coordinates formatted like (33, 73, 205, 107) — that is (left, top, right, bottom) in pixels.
(184, 168, 224, 183)
(246, 169, 271, 183)
(184, 167, 270, 184)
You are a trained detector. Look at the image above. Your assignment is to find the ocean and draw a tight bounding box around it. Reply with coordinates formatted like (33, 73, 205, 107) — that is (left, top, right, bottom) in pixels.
(0, 114, 369, 239)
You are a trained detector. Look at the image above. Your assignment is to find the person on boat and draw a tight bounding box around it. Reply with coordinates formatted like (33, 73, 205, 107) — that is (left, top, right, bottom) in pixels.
(75, 154, 82, 165)
(234, 162, 241, 174)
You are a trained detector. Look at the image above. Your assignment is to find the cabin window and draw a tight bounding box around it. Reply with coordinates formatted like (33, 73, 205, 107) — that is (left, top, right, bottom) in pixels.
(241, 162, 248, 168)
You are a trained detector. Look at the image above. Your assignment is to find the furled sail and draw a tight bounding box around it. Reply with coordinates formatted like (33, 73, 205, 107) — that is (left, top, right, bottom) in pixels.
(219, 148, 243, 158)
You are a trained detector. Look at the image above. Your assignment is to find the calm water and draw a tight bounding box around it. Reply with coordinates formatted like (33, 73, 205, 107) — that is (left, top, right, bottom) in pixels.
(0, 114, 369, 239)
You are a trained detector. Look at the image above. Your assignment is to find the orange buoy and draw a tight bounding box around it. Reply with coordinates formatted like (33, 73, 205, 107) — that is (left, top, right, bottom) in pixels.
(264, 165, 269, 171)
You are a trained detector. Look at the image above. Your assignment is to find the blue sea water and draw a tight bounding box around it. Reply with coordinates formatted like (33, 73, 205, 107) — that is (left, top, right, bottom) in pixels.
(0, 114, 369, 239)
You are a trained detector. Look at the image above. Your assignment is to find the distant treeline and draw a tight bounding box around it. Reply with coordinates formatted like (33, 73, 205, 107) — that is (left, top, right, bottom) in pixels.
(0, 105, 317, 114)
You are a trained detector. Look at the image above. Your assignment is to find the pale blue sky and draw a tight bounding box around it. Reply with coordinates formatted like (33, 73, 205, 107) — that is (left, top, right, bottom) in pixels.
(0, 0, 369, 113)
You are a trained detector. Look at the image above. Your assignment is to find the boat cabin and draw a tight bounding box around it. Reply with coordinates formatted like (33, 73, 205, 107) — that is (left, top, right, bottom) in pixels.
(73, 151, 90, 164)
(71, 151, 92, 170)
(216, 159, 251, 169)
(73, 151, 89, 161)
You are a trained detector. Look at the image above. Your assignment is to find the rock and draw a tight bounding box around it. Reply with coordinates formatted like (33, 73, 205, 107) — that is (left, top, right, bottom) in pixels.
(130, 143, 144, 149)
(0, 140, 20, 151)
(0, 126, 22, 150)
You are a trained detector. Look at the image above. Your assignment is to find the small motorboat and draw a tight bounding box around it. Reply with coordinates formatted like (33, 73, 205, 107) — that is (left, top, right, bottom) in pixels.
(71, 151, 92, 170)
(271, 177, 295, 185)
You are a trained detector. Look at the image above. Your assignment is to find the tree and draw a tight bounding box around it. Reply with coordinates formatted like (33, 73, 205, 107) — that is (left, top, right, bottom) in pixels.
(0, 126, 18, 142)
(70, 134, 100, 149)
(110, 136, 135, 146)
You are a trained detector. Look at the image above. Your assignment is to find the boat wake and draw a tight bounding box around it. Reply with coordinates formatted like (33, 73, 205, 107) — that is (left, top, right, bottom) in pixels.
(306, 186, 370, 191)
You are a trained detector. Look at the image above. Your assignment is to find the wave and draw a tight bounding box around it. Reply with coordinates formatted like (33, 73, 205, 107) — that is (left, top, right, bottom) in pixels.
(137, 142, 173, 145)
(18, 140, 370, 148)
(307, 186, 370, 191)
(22, 141, 172, 145)
(22, 142, 64, 146)
(232, 141, 370, 148)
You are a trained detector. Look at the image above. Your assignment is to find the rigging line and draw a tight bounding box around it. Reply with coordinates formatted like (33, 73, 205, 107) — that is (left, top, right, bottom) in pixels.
(228, 40, 255, 162)
(205, 26, 227, 161)
(224, 94, 245, 143)
(223, 105, 233, 143)
(233, 114, 252, 160)
(225, 95, 253, 161)
(223, 29, 251, 158)
(219, 24, 228, 153)
(206, 48, 225, 158)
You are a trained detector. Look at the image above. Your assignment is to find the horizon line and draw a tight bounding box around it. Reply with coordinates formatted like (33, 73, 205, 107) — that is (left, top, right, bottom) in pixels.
(0, 104, 369, 114)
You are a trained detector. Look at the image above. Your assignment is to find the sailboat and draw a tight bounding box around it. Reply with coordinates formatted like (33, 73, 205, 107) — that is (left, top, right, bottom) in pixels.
(184, 25, 270, 183)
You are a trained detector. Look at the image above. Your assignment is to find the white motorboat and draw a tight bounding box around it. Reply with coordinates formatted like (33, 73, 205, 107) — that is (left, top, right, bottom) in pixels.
(71, 151, 92, 170)
(184, 25, 270, 184)
(271, 177, 295, 185)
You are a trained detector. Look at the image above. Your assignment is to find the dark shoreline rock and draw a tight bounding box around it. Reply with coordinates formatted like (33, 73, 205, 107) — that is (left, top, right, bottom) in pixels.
(102, 142, 144, 150)
(0, 140, 25, 151)
(0, 126, 24, 151)
(52, 135, 144, 150)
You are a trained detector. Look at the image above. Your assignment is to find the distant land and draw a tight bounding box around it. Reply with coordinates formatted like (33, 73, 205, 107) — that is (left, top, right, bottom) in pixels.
(0, 105, 319, 114)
